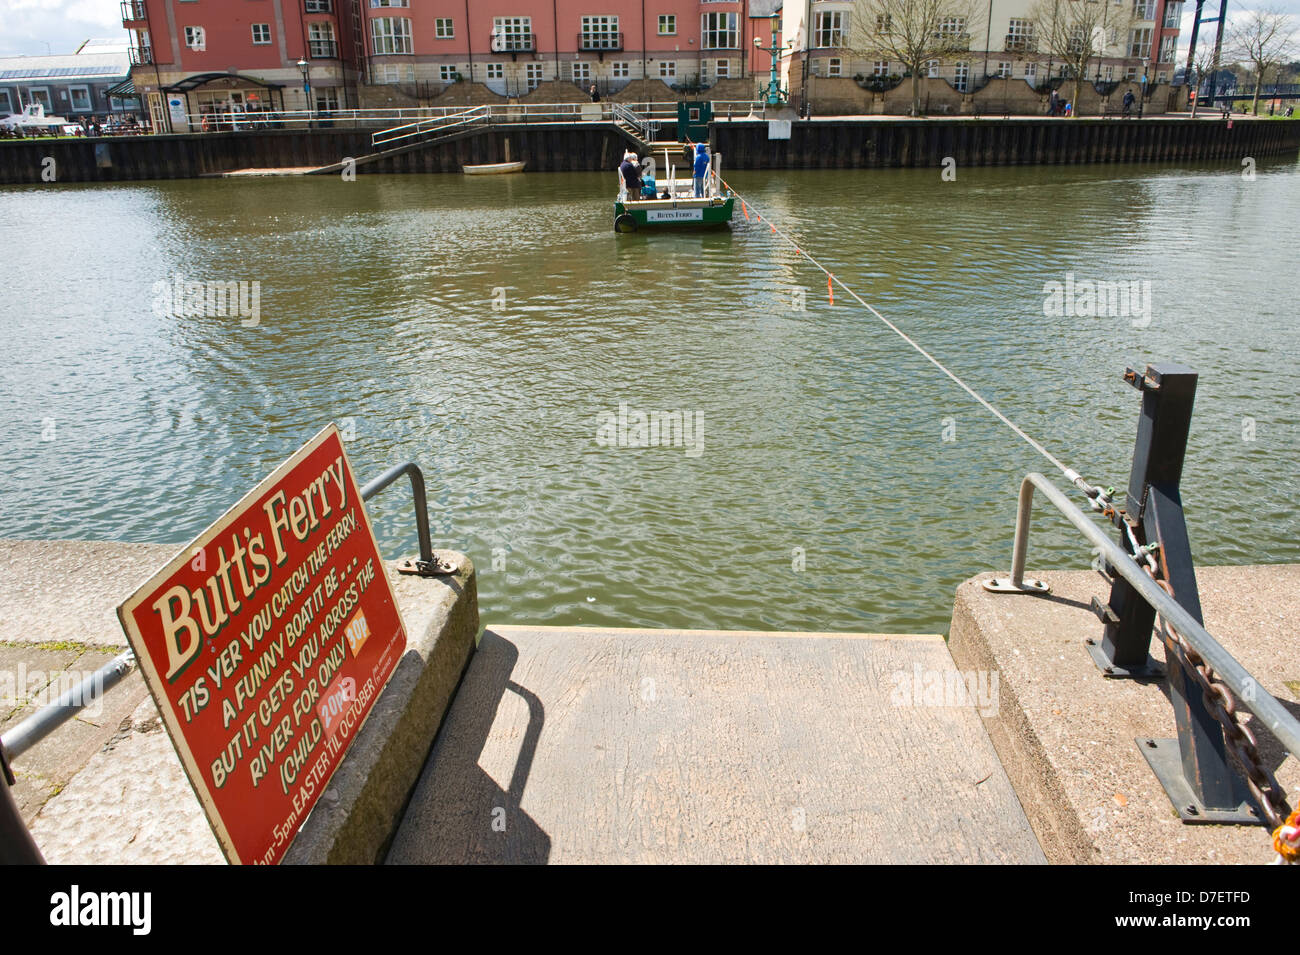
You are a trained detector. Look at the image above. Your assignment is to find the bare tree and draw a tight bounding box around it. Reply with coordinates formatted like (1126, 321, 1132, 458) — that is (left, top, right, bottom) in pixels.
(1230, 8, 1297, 114)
(1031, 0, 1137, 113)
(1188, 39, 1220, 117)
(847, 0, 986, 116)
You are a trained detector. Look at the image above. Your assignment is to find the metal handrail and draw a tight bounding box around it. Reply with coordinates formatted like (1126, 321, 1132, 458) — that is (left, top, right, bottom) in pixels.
(994, 472, 1300, 759)
(1, 651, 136, 762)
(371, 105, 488, 148)
(358, 461, 436, 570)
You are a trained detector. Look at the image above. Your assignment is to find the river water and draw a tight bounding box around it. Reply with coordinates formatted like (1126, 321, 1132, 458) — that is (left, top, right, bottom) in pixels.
(2, 159, 1297, 633)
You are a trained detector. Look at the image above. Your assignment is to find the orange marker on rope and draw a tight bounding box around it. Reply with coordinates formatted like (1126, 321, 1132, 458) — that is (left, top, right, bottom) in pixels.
(771, 223, 777, 234)
(741, 200, 750, 220)
(828, 273, 834, 305)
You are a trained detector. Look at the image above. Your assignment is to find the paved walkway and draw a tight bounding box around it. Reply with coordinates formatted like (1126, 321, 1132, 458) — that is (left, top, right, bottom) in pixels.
(388, 625, 1046, 864)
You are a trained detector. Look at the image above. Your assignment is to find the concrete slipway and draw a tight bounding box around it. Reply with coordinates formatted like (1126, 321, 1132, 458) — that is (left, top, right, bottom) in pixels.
(3, 539, 1295, 864)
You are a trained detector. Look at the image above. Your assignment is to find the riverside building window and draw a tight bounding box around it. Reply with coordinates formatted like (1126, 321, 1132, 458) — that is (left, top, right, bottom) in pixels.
(953, 61, 969, 91)
(487, 63, 503, 79)
(252, 23, 271, 45)
(927, 59, 940, 77)
(658, 15, 675, 35)
(304, 0, 331, 10)
(1129, 27, 1152, 57)
(826, 57, 841, 77)
(815, 10, 845, 47)
(526, 62, 543, 90)
(701, 12, 739, 49)
(372, 17, 413, 54)
(612, 61, 629, 78)
(436, 18, 454, 39)
(369, 0, 407, 7)
(308, 22, 336, 58)
(659, 60, 676, 78)
(492, 17, 533, 51)
(581, 16, 620, 49)
(184, 26, 205, 50)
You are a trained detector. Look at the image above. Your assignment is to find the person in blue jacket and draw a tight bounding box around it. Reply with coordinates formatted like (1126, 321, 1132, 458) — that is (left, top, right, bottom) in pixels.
(692, 142, 710, 197)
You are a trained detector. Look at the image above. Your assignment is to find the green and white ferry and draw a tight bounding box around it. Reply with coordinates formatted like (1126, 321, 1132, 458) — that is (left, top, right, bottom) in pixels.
(614, 148, 735, 233)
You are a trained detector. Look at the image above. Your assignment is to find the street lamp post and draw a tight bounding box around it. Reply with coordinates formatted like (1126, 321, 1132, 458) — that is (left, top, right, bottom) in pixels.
(1138, 56, 1149, 117)
(297, 58, 313, 128)
(754, 13, 788, 108)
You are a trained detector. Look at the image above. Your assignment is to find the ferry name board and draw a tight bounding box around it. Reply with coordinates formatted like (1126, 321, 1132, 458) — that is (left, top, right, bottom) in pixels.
(648, 208, 704, 222)
(117, 425, 407, 864)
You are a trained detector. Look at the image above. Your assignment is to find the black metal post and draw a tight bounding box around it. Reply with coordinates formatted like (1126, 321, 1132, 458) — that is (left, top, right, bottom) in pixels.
(1093, 363, 1255, 822)
(0, 748, 44, 864)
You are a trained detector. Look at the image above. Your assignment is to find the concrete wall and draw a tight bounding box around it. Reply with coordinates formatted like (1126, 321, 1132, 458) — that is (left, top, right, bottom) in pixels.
(2, 118, 1297, 183)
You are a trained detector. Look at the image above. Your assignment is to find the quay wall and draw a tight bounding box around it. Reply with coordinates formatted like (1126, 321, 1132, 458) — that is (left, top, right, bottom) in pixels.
(1, 119, 1297, 184)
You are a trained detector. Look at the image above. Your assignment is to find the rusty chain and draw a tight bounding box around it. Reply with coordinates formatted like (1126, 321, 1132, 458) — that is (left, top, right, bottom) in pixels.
(1139, 563, 1294, 856)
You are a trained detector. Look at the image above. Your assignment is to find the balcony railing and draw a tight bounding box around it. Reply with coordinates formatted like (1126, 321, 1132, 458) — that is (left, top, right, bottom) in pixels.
(304, 0, 332, 11)
(120, 0, 146, 23)
(309, 39, 338, 58)
(578, 32, 623, 53)
(1004, 35, 1036, 54)
(489, 32, 536, 54)
(129, 46, 154, 65)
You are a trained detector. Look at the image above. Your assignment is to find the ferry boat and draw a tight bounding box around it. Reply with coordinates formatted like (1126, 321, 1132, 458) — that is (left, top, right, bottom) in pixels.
(614, 148, 735, 233)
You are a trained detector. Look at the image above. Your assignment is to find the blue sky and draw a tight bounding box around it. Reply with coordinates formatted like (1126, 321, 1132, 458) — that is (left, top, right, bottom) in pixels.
(1, 0, 1298, 60)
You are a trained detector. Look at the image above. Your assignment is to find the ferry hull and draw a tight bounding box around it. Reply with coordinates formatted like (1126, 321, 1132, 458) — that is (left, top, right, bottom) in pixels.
(614, 197, 734, 231)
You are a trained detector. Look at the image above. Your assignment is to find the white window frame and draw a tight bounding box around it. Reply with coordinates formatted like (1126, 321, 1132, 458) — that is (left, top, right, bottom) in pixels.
(658, 15, 675, 36)
(701, 12, 739, 50)
(369, 0, 408, 7)
(826, 57, 841, 77)
(304, 0, 331, 11)
(1163, 1, 1182, 28)
(997, 61, 1011, 78)
(659, 60, 676, 79)
(872, 60, 889, 77)
(581, 15, 619, 49)
(308, 21, 336, 57)
(372, 17, 413, 54)
(68, 85, 92, 111)
(1023, 62, 1036, 79)
(525, 62, 544, 91)
(493, 16, 533, 51)
(435, 18, 454, 39)
(315, 86, 339, 111)
(184, 26, 205, 51)
(953, 61, 969, 91)
(1133, 0, 1155, 20)
(927, 59, 940, 78)
(439, 65, 457, 82)
(611, 61, 629, 78)
(251, 23, 271, 45)
(573, 61, 591, 83)
(815, 10, 845, 48)
(1129, 27, 1152, 58)
(27, 87, 52, 110)
(486, 63, 504, 79)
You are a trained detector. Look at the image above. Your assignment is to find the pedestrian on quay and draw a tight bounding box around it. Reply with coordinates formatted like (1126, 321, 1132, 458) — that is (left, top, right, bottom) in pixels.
(590, 85, 600, 103)
(1048, 88, 1060, 116)
(1122, 89, 1136, 117)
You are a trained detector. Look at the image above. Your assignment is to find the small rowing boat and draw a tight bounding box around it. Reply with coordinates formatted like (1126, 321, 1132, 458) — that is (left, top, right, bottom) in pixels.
(463, 161, 525, 175)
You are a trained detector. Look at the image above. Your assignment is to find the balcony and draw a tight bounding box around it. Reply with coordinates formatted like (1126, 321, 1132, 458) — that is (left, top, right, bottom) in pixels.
(489, 32, 536, 59)
(128, 46, 154, 65)
(1004, 35, 1036, 54)
(309, 39, 338, 58)
(578, 32, 623, 57)
(120, 0, 147, 25)
(304, 0, 332, 11)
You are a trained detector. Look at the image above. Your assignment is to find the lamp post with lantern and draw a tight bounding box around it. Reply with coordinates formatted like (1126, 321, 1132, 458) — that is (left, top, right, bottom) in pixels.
(754, 13, 789, 107)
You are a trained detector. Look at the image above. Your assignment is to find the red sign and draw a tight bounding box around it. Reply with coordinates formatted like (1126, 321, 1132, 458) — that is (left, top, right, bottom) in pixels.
(118, 426, 406, 864)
